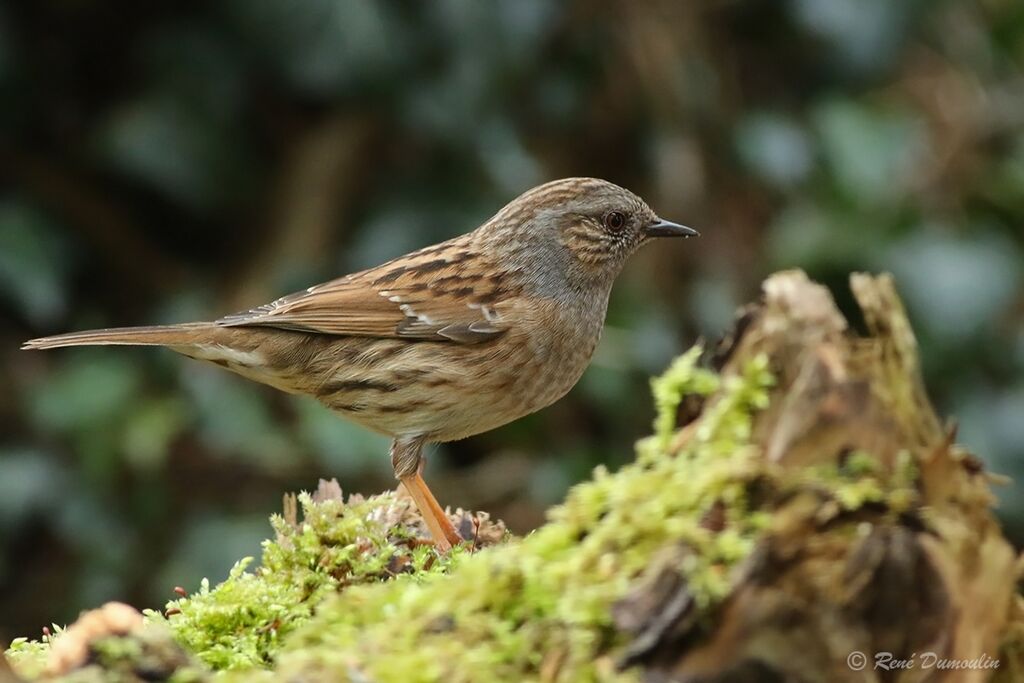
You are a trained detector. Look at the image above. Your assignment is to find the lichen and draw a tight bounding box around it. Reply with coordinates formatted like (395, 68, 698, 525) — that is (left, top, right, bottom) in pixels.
(5, 346, 931, 682)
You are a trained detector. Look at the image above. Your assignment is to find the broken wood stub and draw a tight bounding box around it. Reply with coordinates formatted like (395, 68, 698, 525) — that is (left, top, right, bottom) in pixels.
(619, 270, 1019, 683)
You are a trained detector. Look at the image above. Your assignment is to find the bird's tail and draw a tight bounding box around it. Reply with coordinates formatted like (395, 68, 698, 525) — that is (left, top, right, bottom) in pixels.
(22, 323, 217, 350)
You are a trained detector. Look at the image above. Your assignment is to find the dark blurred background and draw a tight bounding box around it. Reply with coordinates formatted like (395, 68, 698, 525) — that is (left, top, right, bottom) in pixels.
(1, 0, 1022, 639)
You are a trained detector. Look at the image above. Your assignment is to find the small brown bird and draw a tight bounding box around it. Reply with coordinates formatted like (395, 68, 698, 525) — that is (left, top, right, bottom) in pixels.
(23, 178, 697, 550)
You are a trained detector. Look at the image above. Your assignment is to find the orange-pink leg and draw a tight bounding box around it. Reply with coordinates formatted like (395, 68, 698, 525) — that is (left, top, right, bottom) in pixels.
(392, 437, 462, 551)
(400, 472, 462, 552)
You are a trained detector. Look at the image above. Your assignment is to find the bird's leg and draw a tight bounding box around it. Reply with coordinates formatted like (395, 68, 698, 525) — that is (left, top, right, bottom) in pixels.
(391, 437, 462, 552)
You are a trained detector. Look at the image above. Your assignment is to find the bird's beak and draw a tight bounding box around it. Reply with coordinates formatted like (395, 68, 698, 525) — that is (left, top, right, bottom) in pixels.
(644, 218, 699, 238)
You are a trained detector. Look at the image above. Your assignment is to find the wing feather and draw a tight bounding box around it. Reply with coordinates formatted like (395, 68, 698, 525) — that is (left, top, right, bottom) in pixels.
(216, 240, 520, 344)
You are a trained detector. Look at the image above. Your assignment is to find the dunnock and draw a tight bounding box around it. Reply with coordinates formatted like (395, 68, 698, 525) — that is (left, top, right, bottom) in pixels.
(23, 177, 697, 550)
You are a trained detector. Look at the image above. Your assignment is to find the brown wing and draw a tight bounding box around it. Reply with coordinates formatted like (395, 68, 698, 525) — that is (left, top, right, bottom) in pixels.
(216, 241, 518, 344)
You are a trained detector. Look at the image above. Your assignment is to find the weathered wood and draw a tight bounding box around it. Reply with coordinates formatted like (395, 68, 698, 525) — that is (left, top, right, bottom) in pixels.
(619, 270, 1018, 682)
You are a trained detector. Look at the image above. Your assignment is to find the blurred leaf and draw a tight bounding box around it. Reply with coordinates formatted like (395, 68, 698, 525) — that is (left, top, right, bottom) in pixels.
(814, 100, 925, 206)
(222, 0, 406, 94)
(1017, 323, 1024, 369)
(528, 446, 616, 506)
(0, 450, 66, 533)
(28, 353, 143, 433)
(155, 513, 270, 598)
(180, 366, 295, 470)
(401, 0, 560, 139)
(97, 93, 249, 211)
(121, 397, 191, 472)
(435, 0, 559, 65)
(0, 200, 73, 326)
(478, 121, 543, 194)
(293, 397, 391, 477)
(143, 24, 247, 120)
(599, 316, 679, 375)
(735, 112, 814, 187)
(404, 60, 490, 140)
(881, 228, 1022, 343)
(578, 359, 630, 399)
(527, 455, 578, 506)
(790, 0, 912, 73)
(954, 385, 1024, 534)
(345, 206, 436, 272)
(983, 133, 1024, 213)
(53, 492, 135, 613)
(342, 187, 494, 272)
(689, 274, 743, 339)
(768, 201, 892, 269)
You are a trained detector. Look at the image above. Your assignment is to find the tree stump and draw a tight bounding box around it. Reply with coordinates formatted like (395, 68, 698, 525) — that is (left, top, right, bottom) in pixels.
(617, 270, 1019, 682)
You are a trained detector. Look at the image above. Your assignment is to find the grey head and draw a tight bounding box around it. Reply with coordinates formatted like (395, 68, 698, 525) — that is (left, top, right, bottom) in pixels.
(478, 177, 698, 295)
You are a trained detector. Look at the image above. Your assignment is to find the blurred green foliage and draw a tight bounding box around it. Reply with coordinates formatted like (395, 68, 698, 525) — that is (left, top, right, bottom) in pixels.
(0, 0, 1021, 641)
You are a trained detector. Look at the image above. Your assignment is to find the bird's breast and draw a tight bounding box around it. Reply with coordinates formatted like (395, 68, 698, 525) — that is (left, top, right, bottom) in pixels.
(309, 296, 607, 443)
(513, 298, 605, 405)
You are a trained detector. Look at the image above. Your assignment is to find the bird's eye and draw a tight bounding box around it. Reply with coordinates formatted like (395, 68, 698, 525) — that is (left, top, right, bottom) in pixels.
(604, 211, 627, 231)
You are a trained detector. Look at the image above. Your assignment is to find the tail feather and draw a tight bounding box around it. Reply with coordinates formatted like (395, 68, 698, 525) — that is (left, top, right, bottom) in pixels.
(22, 323, 216, 350)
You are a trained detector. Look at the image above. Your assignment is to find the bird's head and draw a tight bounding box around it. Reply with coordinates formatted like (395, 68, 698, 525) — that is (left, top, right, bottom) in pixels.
(483, 177, 697, 292)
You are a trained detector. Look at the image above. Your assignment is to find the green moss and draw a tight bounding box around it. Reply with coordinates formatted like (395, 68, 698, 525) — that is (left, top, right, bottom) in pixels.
(148, 490, 471, 671)
(86, 627, 204, 683)
(5, 634, 53, 679)
(5, 347, 929, 682)
(802, 448, 920, 513)
(234, 352, 776, 682)
(649, 346, 719, 450)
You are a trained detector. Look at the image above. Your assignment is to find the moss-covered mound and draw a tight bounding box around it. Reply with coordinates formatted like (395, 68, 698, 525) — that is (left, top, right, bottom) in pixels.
(0, 344, 942, 682)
